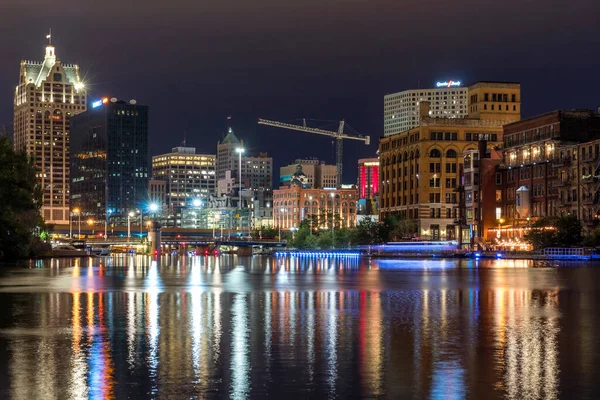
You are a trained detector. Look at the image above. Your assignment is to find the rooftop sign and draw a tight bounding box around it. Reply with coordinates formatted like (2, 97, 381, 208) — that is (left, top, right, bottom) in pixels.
(436, 80, 461, 88)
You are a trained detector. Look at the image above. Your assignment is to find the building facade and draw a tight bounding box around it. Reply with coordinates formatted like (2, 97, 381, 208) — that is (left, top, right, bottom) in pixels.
(13, 43, 87, 224)
(151, 147, 216, 210)
(379, 82, 521, 240)
(279, 159, 337, 188)
(384, 81, 468, 136)
(273, 185, 358, 230)
(357, 158, 379, 215)
(216, 127, 273, 193)
(494, 109, 600, 241)
(70, 98, 148, 224)
(148, 179, 167, 210)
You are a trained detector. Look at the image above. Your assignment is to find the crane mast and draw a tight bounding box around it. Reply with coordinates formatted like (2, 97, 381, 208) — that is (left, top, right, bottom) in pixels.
(257, 118, 369, 187)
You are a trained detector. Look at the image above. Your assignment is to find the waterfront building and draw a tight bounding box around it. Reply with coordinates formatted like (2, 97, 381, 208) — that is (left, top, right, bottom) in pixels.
(496, 109, 600, 239)
(13, 42, 87, 224)
(357, 158, 379, 216)
(462, 145, 503, 245)
(384, 80, 468, 137)
(273, 184, 358, 230)
(279, 158, 337, 188)
(70, 98, 148, 224)
(379, 82, 521, 240)
(151, 147, 216, 211)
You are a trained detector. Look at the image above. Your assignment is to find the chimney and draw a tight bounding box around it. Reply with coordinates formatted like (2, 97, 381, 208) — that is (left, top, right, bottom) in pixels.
(419, 101, 431, 120)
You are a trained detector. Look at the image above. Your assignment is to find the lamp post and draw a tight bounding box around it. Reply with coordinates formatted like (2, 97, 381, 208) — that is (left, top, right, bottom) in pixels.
(309, 196, 313, 236)
(498, 217, 505, 248)
(74, 208, 81, 238)
(235, 148, 245, 210)
(128, 211, 134, 239)
(87, 218, 94, 234)
(137, 209, 143, 238)
(330, 193, 336, 239)
(279, 207, 284, 242)
(70, 208, 79, 238)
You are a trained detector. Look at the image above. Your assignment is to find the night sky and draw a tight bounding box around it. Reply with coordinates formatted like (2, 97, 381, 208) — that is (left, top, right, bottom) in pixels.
(1, 0, 600, 185)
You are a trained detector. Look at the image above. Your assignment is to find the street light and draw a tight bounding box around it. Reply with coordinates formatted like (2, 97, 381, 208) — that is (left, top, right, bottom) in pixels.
(73, 208, 81, 238)
(136, 209, 143, 238)
(330, 193, 336, 238)
(235, 148, 245, 210)
(87, 218, 94, 234)
(279, 207, 284, 242)
(70, 208, 80, 238)
(309, 196, 313, 236)
(128, 211, 134, 239)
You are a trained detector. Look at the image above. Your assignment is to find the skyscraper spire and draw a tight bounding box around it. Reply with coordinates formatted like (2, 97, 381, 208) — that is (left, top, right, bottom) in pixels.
(46, 29, 52, 45)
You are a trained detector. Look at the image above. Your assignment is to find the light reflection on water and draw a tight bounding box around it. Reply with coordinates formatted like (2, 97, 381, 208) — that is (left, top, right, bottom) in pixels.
(0, 256, 598, 398)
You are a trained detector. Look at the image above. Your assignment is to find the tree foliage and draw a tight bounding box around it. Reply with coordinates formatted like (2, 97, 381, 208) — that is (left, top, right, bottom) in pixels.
(524, 215, 582, 250)
(0, 133, 47, 260)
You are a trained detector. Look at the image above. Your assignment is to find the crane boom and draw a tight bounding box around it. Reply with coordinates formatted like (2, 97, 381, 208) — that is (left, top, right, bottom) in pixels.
(257, 119, 370, 144)
(257, 118, 370, 187)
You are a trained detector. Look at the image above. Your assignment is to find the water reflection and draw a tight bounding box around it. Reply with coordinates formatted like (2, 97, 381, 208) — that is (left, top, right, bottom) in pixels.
(0, 256, 598, 398)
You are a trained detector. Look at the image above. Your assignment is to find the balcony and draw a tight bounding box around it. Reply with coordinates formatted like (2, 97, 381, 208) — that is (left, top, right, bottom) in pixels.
(552, 156, 571, 167)
(555, 179, 571, 187)
(582, 174, 599, 184)
(582, 154, 599, 163)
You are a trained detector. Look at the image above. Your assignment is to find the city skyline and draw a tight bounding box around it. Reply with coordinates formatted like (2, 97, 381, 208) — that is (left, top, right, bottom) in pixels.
(2, 0, 600, 185)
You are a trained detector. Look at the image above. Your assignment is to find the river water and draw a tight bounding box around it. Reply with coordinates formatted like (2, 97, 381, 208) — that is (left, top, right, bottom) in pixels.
(0, 255, 599, 399)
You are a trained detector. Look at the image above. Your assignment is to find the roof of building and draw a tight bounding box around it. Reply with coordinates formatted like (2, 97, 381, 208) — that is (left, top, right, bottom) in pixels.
(221, 128, 241, 144)
(22, 45, 79, 87)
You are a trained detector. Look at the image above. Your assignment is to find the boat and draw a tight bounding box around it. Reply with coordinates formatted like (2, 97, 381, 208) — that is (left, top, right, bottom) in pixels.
(89, 245, 111, 257)
(51, 245, 89, 257)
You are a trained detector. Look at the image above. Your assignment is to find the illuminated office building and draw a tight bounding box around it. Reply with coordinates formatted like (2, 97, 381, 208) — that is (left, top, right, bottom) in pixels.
(70, 98, 149, 223)
(384, 80, 468, 136)
(152, 147, 216, 214)
(13, 41, 87, 224)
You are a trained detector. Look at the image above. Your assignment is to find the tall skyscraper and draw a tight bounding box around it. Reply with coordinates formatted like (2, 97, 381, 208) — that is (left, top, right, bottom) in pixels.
(70, 97, 148, 224)
(384, 80, 468, 137)
(152, 147, 216, 210)
(13, 41, 87, 224)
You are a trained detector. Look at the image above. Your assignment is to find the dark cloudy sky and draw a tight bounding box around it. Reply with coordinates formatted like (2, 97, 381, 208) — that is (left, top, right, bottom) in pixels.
(1, 0, 600, 184)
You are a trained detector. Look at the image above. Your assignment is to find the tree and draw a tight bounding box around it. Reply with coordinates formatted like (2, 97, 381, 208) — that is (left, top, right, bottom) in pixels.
(555, 214, 582, 246)
(524, 215, 582, 250)
(351, 217, 379, 245)
(0, 133, 46, 260)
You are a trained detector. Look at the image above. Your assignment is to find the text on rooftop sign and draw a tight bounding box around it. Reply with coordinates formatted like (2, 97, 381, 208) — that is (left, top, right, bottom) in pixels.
(436, 80, 461, 88)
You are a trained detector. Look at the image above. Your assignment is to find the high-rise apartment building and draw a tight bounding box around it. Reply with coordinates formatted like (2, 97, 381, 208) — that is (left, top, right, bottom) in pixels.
(279, 159, 337, 188)
(384, 80, 468, 136)
(13, 42, 87, 224)
(216, 127, 272, 193)
(379, 82, 521, 241)
(151, 147, 216, 210)
(70, 98, 148, 223)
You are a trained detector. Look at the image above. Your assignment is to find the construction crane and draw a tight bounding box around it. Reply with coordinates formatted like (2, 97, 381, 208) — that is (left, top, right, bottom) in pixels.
(257, 118, 370, 186)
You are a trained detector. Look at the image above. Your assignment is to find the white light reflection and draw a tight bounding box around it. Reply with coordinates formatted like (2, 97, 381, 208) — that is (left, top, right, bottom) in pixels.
(145, 261, 161, 397)
(230, 293, 250, 399)
(326, 291, 338, 394)
(127, 292, 136, 370)
(307, 291, 315, 383)
(69, 292, 88, 399)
